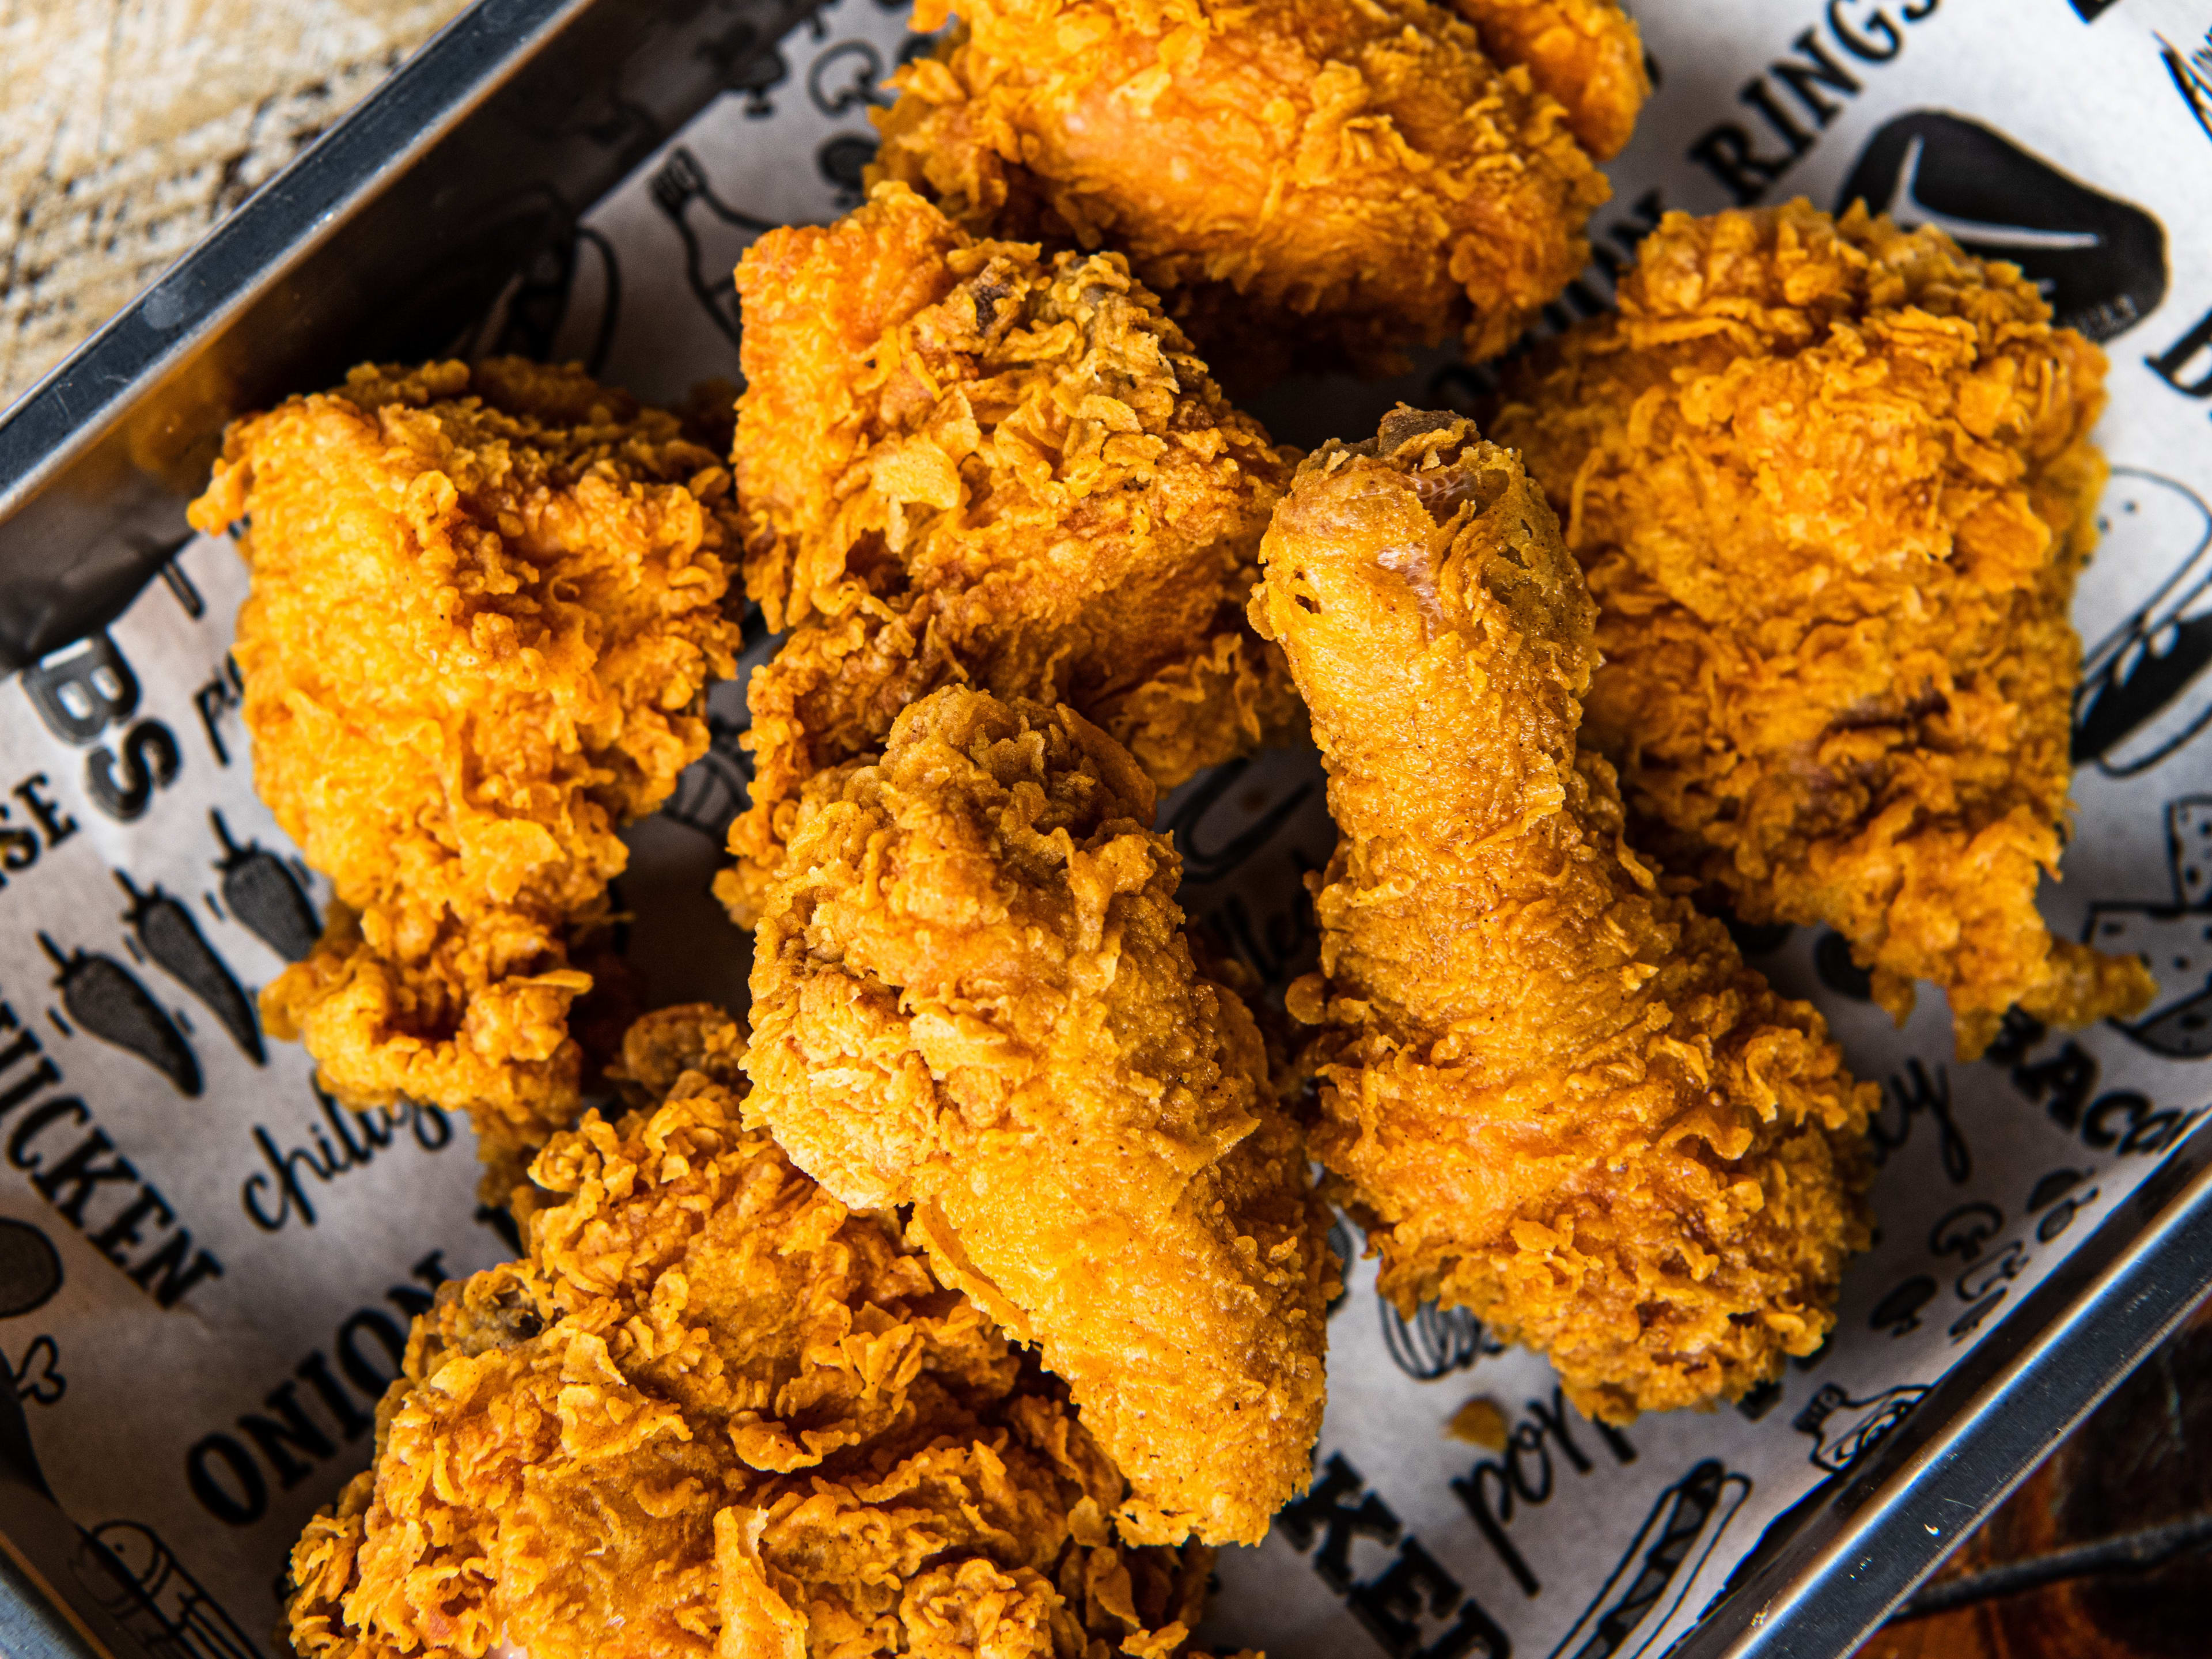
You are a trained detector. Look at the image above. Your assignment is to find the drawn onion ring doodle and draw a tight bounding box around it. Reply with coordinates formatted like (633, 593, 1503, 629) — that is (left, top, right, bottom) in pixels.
(1381, 1297, 1490, 1381)
(1548, 1461, 1752, 1659)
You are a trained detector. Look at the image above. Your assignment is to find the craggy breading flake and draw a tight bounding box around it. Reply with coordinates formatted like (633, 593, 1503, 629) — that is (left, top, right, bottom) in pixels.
(721, 183, 1298, 923)
(283, 1006, 1243, 1659)
(1491, 202, 2154, 1058)
(746, 688, 1332, 1546)
(188, 359, 743, 1194)
(868, 0, 1636, 382)
(1254, 410, 1874, 1421)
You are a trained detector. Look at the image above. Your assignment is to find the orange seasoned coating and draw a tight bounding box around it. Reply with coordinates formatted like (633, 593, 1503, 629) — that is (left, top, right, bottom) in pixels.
(1252, 410, 1873, 1421)
(868, 0, 1628, 380)
(745, 687, 1332, 1546)
(283, 1006, 1240, 1659)
(721, 183, 1298, 924)
(188, 360, 742, 1192)
(1490, 202, 2155, 1059)
(1450, 0, 1647, 158)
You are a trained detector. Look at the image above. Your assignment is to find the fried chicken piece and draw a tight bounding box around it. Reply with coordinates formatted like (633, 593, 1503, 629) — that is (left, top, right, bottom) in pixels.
(745, 687, 1331, 1545)
(1489, 203, 2156, 1059)
(1451, 0, 1647, 159)
(867, 0, 1631, 382)
(188, 361, 742, 1193)
(285, 1005, 1244, 1659)
(1251, 409, 1873, 1420)
(720, 183, 1297, 923)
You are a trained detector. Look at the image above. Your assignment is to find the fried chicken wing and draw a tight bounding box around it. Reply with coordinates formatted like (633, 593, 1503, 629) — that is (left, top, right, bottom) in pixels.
(1251, 409, 1873, 1420)
(285, 1005, 1244, 1659)
(744, 687, 1332, 1545)
(721, 183, 1297, 923)
(1490, 202, 2156, 1059)
(866, 0, 1633, 383)
(188, 361, 742, 1192)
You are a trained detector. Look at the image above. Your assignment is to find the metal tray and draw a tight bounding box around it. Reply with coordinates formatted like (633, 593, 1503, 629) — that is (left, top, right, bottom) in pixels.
(2, 2, 2208, 1654)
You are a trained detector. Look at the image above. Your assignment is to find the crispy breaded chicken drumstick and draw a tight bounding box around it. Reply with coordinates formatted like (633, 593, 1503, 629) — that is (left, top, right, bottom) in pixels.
(1253, 409, 1873, 1421)
(868, 0, 1641, 382)
(745, 687, 1332, 1544)
(286, 1006, 1244, 1659)
(721, 182, 1297, 923)
(1491, 202, 2155, 1059)
(188, 361, 741, 1195)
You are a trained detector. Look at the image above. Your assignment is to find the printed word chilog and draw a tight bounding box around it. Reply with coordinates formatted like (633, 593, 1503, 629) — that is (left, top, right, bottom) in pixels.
(241, 1086, 454, 1232)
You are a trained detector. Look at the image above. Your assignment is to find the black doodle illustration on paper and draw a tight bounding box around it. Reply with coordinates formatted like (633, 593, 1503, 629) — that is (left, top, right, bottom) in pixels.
(1733, 1376, 1783, 1421)
(487, 226, 623, 378)
(1928, 1201, 2022, 1337)
(650, 146, 778, 351)
(1867, 1057, 1970, 1184)
(2073, 472, 2212, 778)
(39, 933, 201, 1097)
(1791, 1380, 1928, 1475)
(818, 132, 878, 207)
(211, 810, 320, 964)
(664, 713, 756, 840)
(2026, 1165, 2101, 1245)
(2085, 797, 2212, 1057)
(116, 870, 264, 1065)
(1838, 112, 2167, 342)
(1869, 1275, 1940, 1337)
(75, 1520, 263, 1659)
(1325, 1215, 1355, 1311)
(156, 554, 204, 620)
(1547, 1460, 1752, 1659)
(0, 1220, 61, 1321)
(1165, 758, 1319, 887)
(1810, 929, 1873, 1002)
(2163, 29, 2212, 147)
(806, 39, 893, 116)
(698, 17, 789, 117)
(13, 1336, 62, 1405)
(1380, 1297, 1493, 1381)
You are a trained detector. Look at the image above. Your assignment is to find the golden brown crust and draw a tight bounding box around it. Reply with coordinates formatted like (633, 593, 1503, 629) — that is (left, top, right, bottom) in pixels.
(1449, 0, 1647, 160)
(1253, 409, 1873, 1421)
(1489, 202, 2155, 1058)
(284, 1006, 1233, 1659)
(190, 360, 743, 1191)
(720, 184, 1298, 924)
(868, 0, 1627, 379)
(745, 687, 1332, 1546)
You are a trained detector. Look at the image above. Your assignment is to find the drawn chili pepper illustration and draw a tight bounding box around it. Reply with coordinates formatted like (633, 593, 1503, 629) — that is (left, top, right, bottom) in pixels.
(115, 871, 263, 1065)
(209, 810, 319, 962)
(38, 934, 200, 1099)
